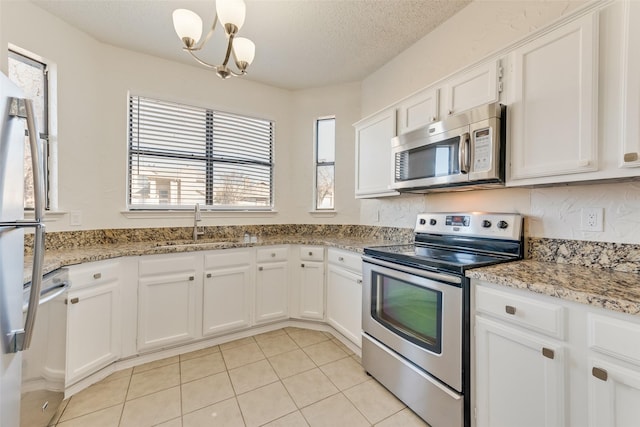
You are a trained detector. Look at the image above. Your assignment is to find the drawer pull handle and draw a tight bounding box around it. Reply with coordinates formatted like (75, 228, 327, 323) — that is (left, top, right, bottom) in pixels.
(67, 297, 79, 304)
(93, 273, 101, 280)
(541, 348, 554, 359)
(592, 367, 608, 382)
(624, 152, 638, 162)
(505, 305, 516, 315)
(338, 257, 344, 262)
(188, 276, 194, 281)
(259, 266, 264, 271)
(206, 273, 212, 278)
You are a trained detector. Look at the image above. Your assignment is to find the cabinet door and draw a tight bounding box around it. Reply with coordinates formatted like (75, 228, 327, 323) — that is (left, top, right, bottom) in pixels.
(621, 0, 640, 168)
(588, 358, 640, 427)
(509, 13, 598, 182)
(443, 60, 499, 117)
(137, 272, 198, 351)
(326, 265, 362, 347)
(397, 88, 439, 134)
(66, 280, 120, 385)
(203, 264, 252, 336)
(354, 109, 399, 198)
(475, 316, 566, 427)
(255, 261, 288, 323)
(298, 261, 324, 320)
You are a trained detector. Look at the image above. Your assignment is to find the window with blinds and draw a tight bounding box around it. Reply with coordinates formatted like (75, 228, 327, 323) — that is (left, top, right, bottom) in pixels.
(128, 95, 273, 210)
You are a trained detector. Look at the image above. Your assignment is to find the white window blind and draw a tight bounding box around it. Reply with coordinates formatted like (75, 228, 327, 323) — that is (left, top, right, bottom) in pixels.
(128, 96, 273, 210)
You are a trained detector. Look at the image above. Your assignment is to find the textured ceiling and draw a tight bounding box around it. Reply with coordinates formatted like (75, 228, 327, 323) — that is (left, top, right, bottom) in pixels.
(32, 0, 472, 90)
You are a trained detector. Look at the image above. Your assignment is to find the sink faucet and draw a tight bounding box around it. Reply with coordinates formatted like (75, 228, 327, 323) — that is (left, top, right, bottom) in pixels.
(193, 203, 205, 241)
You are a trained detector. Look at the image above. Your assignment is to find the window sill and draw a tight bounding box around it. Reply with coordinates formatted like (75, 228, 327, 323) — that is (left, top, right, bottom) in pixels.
(121, 210, 279, 219)
(24, 210, 68, 222)
(308, 210, 338, 218)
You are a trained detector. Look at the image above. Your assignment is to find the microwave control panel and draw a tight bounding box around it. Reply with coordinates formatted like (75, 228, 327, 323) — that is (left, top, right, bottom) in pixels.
(472, 127, 492, 172)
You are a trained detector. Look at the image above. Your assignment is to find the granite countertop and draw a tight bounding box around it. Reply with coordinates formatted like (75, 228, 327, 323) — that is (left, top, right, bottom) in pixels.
(467, 259, 640, 316)
(24, 235, 392, 284)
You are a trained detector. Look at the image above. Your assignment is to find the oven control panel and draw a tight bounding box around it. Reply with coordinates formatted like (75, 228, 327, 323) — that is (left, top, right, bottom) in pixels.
(415, 212, 522, 240)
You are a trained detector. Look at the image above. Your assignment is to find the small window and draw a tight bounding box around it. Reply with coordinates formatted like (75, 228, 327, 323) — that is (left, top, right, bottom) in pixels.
(315, 117, 335, 210)
(8, 50, 50, 210)
(128, 95, 274, 210)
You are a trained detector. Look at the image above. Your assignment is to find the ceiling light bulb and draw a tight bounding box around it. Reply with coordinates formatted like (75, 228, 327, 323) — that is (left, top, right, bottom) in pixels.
(233, 37, 255, 67)
(216, 0, 246, 31)
(172, 9, 203, 47)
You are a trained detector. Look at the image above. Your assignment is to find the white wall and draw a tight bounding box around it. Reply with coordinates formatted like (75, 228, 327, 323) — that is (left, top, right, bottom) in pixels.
(359, 0, 640, 244)
(1, 1, 361, 231)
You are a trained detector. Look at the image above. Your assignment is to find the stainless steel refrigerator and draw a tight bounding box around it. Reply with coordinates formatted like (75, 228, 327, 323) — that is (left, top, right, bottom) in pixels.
(1, 71, 46, 427)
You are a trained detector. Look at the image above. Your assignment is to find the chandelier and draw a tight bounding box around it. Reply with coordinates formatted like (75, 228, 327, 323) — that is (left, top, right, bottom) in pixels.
(172, 0, 256, 79)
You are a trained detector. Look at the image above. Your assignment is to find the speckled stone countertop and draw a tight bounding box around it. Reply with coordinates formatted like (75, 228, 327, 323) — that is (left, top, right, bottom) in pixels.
(24, 224, 413, 283)
(467, 237, 640, 316)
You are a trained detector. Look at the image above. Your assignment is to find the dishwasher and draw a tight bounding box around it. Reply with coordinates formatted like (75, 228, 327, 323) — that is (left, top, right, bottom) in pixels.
(20, 268, 70, 427)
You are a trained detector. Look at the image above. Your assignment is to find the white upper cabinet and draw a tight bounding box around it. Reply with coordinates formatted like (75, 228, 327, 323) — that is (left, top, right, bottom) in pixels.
(508, 12, 599, 183)
(396, 87, 439, 135)
(620, 0, 640, 169)
(354, 109, 399, 198)
(443, 60, 500, 117)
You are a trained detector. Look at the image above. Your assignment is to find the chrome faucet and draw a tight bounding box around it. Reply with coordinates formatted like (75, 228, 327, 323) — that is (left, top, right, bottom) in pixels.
(193, 203, 205, 241)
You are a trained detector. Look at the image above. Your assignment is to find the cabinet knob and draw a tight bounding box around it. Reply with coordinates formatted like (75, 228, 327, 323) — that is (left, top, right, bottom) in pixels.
(308, 251, 313, 256)
(505, 305, 516, 315)
(67, 297, 79, 305)
(541, 347, 554, 360)
(357, 279, 363, 284)
(93, 273, 101, 280)
(259, 266, 264, 271)
(188, 276, 195, 281)
(592, 367, 608, 382)
(271, 253, 276, 257)
(301, 263, 305, 268)
(430, 116, 436, 122)
(338, 257, 344, 262)
(206, 273, 212, 278)
(624, 152, 639, 162)
(448, 110, 453, 115)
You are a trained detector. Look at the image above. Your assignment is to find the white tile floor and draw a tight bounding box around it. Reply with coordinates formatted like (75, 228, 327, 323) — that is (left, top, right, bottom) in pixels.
(49, 328, 430, 427)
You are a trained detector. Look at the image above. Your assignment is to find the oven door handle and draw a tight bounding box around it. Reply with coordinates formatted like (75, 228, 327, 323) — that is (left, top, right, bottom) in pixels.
(362, 256, 461, 285)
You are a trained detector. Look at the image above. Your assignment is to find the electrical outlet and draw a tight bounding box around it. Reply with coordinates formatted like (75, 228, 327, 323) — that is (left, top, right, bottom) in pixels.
(69, 211, 82, 226)
(580, 207, 603, 232)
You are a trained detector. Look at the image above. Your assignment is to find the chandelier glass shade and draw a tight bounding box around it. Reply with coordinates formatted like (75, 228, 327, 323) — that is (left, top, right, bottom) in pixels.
(172, 0, 255, 79)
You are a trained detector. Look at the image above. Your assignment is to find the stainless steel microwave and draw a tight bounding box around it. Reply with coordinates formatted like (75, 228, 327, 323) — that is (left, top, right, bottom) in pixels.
(391, 102, 506, 193)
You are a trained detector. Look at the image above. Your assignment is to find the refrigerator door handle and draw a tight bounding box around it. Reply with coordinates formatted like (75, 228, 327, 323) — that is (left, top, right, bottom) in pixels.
(6, 97, 46, 353)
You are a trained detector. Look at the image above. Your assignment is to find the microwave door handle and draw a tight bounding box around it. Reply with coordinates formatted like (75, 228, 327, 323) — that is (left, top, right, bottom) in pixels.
(459, 132, 470, 174)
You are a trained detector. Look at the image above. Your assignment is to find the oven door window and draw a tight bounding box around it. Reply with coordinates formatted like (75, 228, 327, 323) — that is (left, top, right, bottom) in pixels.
(371, 272, 442, 354)
(395, 135, 461, 182)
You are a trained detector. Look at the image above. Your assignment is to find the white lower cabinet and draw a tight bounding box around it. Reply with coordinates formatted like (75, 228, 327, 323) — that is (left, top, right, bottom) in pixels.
(66, 260, 121, 385)
(202, 249, 253, 336)
(326, 249, 362, 347)
(137, 253, 199, 352)
(475, 316, 566, 427)
(290, 246, 325, 321)
(255, 247, 289, 324)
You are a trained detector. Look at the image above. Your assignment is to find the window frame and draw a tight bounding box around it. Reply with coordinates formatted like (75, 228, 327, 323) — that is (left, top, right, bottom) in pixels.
(8, 48, 52, 211)
(127, 94, 275, 211)
(313, 116, 336, 211)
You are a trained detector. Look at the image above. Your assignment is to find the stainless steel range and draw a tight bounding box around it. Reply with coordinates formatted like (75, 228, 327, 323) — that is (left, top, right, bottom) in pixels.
(362, 212, 524, 427)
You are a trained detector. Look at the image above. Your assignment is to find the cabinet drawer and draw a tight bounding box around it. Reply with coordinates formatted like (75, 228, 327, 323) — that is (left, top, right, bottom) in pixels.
(256, 246, 288, 262)
(300, 246, 325, 261)
(68, 259, 120, 289)
(139, 253, 199, 277)
(204, 249, 252, 269)
(327, 249, 362, 273)
(588, 314, 640, 366)
(476, 285, 565, 339)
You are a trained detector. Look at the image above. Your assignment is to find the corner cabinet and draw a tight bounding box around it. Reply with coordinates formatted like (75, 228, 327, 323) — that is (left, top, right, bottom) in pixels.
(66, 260, 121, 386)
(255, 246, 289, 324)
(291, 246, 325, 321)
(137, 253, 200, 352)
(326, 249, 363, 347)
(508, 12, 599, 184)
(354, 109, 399, 198)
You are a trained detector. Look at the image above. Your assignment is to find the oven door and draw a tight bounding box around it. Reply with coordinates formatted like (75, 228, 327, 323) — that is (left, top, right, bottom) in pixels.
(391, 124, 470, 191)
(362, 257, 463, 391)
